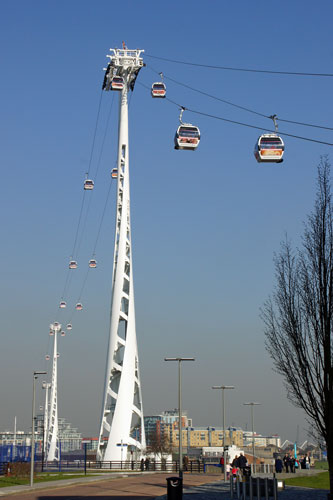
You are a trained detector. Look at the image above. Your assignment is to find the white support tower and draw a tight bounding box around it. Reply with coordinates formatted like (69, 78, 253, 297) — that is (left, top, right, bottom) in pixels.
(42, 381, 51, 455)
(46, 322, 60, 462)
(97, 47, 146, 462)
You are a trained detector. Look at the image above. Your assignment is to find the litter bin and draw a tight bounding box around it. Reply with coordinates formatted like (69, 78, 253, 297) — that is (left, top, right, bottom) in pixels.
(166, 476, 183, 500)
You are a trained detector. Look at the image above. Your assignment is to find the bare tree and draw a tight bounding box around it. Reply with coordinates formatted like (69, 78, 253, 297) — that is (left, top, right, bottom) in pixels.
(146, 429, 172, 459)
(262, 157, 333, 498)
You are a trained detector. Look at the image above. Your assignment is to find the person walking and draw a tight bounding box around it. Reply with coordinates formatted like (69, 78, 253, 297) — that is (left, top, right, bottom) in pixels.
(238, 453, 247, 475)
(283, 454, 289, 473)
(275, 457, 283, 473)
(220, 455, 225, 473)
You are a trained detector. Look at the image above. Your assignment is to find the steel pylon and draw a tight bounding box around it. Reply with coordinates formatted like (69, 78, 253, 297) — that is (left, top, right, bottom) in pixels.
(97, 47, 145, 461)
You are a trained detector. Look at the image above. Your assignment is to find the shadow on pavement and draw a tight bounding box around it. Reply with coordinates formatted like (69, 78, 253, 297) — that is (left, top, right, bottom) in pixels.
(38, 497, 156, 500)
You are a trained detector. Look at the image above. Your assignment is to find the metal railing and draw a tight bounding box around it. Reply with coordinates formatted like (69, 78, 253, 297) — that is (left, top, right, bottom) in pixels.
(230, 475, 278, 500)
(0, 459, 208, 475)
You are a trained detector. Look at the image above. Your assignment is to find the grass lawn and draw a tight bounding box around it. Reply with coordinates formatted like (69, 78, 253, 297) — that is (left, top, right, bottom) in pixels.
(0, 473, 94, 488)
(314, 460, 329, 470)
(284, 471, 329, 489)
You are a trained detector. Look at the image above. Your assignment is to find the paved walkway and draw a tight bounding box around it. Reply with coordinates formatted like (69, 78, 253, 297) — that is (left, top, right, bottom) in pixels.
(0, 473, 329, 500)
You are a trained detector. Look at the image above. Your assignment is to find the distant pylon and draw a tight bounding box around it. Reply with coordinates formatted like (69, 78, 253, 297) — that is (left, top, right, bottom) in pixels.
(46, 322, 60, 461)
(42, 381, 51, 455)
(97, 47, 146, 461)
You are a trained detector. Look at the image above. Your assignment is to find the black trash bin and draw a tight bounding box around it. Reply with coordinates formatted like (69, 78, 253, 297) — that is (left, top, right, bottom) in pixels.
(166, 476, 183, 500)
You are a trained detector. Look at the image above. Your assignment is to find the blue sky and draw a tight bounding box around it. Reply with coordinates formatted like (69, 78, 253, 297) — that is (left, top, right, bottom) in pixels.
(1, 0, 332, 443)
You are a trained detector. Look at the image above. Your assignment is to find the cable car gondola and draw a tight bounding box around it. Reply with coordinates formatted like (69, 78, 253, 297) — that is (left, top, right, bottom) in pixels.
(254, 134, 284, 163)
(254, 115, 284, 163)
(49, 330, 54, 336)
(89, 258, 97, 268)
(111, 168, 118, 179)
(66, 323, 72, 331)
(174, 107, 200, 151)
(151, 82, 166, 98)
(111, 76, 124, 91)
(45, 355, 50, 360)
(69, 260, 78, 269)
(61, 331, 65, 336)
(75, 303, 83, 311)
(59, 301, 66, 309)
(84, 179, 94, 190)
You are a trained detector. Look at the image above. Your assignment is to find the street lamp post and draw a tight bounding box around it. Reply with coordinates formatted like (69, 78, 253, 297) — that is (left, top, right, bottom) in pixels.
(165, 357, 195, 480)
(212, 385, 235, 481)
(243, 402, 261, 473)
(30, 371, 47, 487)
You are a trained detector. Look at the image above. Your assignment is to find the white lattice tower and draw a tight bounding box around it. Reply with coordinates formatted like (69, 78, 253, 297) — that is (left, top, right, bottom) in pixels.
(46, 322, 60, 461)
(42, 381, 51, 455)
(97, 47, 146, 462)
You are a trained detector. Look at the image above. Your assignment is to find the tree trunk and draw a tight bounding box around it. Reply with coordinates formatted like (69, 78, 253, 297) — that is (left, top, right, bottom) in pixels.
(327, 442, 333, 499)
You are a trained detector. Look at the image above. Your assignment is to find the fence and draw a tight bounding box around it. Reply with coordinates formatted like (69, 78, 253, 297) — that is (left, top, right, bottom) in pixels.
(230, 475, 279, 500)
(0, 459, 208, 475)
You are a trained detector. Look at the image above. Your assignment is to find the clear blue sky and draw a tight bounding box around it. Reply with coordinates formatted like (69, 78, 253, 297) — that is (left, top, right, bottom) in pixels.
(1, 0, 332, 444)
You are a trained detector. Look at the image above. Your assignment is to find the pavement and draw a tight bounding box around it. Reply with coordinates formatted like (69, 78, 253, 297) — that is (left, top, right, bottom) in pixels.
(0, 472, 330, 500)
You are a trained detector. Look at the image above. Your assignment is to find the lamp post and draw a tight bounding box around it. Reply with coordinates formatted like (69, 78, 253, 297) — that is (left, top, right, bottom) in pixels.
(212, 385, 235, 481)
(30, 371, 47, 487)
(243, 402, 261, 473)
(164, 357, 195, 480)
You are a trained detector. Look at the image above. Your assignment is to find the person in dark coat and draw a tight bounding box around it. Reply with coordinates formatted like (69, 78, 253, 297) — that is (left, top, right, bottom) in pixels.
(238, 453, 247, 473)
(275, 457, 283, 473)
(283, 454, 290, 473)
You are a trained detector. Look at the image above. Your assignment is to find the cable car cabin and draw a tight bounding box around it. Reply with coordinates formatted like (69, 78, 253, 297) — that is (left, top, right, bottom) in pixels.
(76, 303, 83, 311)
(45, 355, 50, 360)
(89, 259, 97, 268)
(111, 168, 118, 179)
(67, 323, 72, 330)
(254, 134, 284, 163)
(111, 76, 124, 91)
(61, 331, 65, 336)
(174, 125, 200, 151)
(59, 301, 66, 309)
(84, 179, 94, 190)
(49, 330, 54, 336)
(69, 260, 78, 269)
(151, 82, 166, 98)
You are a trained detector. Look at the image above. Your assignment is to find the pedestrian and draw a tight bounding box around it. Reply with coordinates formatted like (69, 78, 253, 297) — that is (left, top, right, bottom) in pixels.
(183, 455, 189, 472)
(226, 462, 231, 480)
(275, 457, 283, 473)
(145, 457, 150, 471)
(220, 455, 225, 473)
(232, 455, 239, 468)
(238, 453, 247, 474)
(305, 455, 310, 469)
(283, 454, 289, 473)
(231, 465, 238, 483)
(140, 458, 144, 471)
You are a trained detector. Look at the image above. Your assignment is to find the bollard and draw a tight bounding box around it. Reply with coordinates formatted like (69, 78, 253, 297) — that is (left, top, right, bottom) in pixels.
(256, 477, 260, 500)
(230, 476, 234, 499)
(264, 478, 269, 500)
(273, 478, 278, 500)
(236, 476, 241, 499)
(242, 478, 246, 500)
(249, 476, 253, 500)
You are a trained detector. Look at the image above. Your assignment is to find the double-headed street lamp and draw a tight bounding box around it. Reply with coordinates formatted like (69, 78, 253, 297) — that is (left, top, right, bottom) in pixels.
(212, 385, 235, 481)
(30, 371, 47, 487)
(243, 402, 261, 473)
(164, 357, 195, 480)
